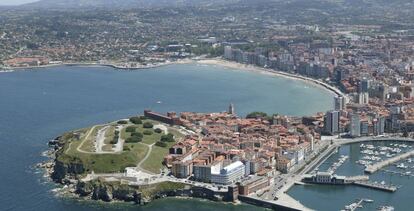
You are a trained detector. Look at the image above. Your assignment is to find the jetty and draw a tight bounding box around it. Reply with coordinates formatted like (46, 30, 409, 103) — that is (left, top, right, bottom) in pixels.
(353, 181, 397, 192)
(365, 149, 414, 174)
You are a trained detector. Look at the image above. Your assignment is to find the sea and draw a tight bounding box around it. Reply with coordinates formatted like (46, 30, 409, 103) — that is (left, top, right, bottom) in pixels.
(0, 63, 334, 210)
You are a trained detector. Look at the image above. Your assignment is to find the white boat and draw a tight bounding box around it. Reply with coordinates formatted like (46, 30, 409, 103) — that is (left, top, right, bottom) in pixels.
(363, 198, 374, 203)
(397, 163, 408, 169)
(156, 101, 162, 104)
(377, 206, 394, 211)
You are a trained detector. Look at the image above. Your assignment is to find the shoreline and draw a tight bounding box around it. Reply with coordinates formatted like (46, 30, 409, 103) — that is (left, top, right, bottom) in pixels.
(2, 59, 194, 72)
(197, 58, 345, 99)
(3, 57, 346, 101)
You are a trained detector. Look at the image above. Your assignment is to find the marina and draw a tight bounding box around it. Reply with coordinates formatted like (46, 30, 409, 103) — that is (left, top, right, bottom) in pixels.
(365, 149, 414, 174)
(289, 140, 414, 210)
(327, 155, 349, 174)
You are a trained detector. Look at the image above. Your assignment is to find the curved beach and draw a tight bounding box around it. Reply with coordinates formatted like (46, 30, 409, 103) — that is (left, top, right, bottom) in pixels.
(196, 58, 346, 99)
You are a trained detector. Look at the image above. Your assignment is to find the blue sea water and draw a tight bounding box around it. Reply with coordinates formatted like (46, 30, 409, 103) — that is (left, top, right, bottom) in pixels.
(0, 63, 333, 210)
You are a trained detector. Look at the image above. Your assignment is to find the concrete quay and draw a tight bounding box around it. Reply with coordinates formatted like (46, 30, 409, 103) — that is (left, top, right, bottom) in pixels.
(239, 194, 314, 211)
(365, 149, 414, 174)
(353, 181, 397, 192)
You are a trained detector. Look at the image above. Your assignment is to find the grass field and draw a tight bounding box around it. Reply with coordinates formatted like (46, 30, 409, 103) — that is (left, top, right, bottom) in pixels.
(59, 117, 184, 174)
(78, 125, 104, 152)
(121, 121, 164, 145)
(141, 128, 184, 173)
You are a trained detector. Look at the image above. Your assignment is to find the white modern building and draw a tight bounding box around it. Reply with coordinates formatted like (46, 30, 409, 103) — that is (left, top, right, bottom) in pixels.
(210, 161, 245, 185)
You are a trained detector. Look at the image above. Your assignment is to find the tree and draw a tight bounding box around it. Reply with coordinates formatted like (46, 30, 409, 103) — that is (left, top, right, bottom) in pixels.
(403, 130, 409, 137)
(143, 122, 154, 128)
(143, 130, 153, 135)
(161, 134, 174, 142)
(246, 111, 268, 119)
(155, 141, 167, 147)
(131, 132, 143, 138)
(117, 120, 128, 124)
(154, 128, 163, 133)
(126, 136, 142, 143)
(129, 117, 142, 124)
(125, 126, 136, 133)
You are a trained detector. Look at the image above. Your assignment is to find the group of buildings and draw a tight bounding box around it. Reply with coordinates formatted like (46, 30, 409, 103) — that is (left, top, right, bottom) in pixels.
(144, 105, 321, 195)
(223, 28, 414, 138)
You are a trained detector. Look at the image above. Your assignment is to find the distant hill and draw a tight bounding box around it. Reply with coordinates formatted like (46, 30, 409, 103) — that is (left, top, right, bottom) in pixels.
(19, 0, 414, 15)
(21, 0, 240, 9)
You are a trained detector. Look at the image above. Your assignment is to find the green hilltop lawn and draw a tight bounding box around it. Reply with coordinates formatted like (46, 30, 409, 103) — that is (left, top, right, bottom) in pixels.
(57, 116, 183, 174)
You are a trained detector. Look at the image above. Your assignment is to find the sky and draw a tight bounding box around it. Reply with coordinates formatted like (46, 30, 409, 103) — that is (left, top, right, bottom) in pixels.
(0, 0, 38, 6)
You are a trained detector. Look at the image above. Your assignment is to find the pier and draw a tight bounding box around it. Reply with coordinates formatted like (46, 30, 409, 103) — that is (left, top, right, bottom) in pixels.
(326, 155, 348, 174)
(365, 149, 414, 174)
(353, 181, 397, 192)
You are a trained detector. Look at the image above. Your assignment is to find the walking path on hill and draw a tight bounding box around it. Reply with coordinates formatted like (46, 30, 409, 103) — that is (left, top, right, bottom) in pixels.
(95, 126, 110, 153)
(136, 143, 156, 175)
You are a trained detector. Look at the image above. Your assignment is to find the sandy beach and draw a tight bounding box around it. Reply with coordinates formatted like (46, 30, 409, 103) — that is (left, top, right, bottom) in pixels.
(196, 58, 346, 98)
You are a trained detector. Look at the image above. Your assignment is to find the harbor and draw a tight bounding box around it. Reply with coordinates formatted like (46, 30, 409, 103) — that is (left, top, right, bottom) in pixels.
(289, 139, 414, 210)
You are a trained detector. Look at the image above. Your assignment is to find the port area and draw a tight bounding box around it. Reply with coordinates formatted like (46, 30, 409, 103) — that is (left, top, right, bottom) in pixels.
(341, 198, 374, 211)
(302, 172, 397, 192)
(365, 149, 414, 174)
(353, 181, 397, 192)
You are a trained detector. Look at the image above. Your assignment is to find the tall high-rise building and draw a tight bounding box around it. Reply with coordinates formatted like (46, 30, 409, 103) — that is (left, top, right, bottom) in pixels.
(373, 116, 385, 136)
(359, 79, 370, 93)
(350, 113, 361, 137)
(229, 103, 235, 115)
(357, 92, 369, 104)
(324, 110, 340, 135)
(360, 121, 369, 136)
(224, 46, 233, 60)
(334, 96, 345, 110)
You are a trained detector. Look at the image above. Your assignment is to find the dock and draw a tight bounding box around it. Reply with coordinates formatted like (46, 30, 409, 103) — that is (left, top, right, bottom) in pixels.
(353, 181, 397, 192)
(345, 175, 369, 183)
(364, 149, 414, 174)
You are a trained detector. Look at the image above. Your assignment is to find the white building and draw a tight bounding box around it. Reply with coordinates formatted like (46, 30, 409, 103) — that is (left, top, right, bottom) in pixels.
(210, 161, 245, 185)
(224, 46, 233, 60)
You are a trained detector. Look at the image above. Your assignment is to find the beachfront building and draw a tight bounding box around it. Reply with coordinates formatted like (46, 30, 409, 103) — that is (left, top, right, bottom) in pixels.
(334, 96, 345, 110)
(324, 110, 340, 135)
(211, 161, 245, 185)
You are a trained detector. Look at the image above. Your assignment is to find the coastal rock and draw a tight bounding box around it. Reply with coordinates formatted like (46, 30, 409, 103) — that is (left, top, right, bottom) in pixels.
(51, 159, 85, 183)
(76, 179, 140, 203)
(92, 185, 113, 202)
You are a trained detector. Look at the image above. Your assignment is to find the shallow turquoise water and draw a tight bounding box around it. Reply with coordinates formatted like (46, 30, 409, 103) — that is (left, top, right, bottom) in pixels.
(0, 64, 333, 210)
